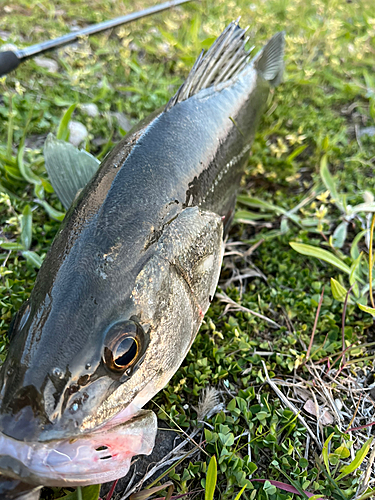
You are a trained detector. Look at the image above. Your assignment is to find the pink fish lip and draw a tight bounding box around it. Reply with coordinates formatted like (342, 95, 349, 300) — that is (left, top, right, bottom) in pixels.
(0, 409, 157, 487)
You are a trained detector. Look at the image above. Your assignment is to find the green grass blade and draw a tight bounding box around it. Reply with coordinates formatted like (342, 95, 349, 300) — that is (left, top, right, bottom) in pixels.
(234, 209, 274, 222)
(358, 303, 375, 317)
(275, 468, 310, 499)
(0, 242, 25, 251)
(205, 455, 217, 500)
(349, 252, 362, 288)
(237, 195, 286, 214)
(320, 154, 344, 212)
(6, 94, 14, 159)
(322, 432, 335, 476)
(20, 204, 32, 250)
(287, 144, 307, 163)
(336, 437, 373, 481)
(290, 242, 351, 274)
(57, 104, 77, 141)
(21, 251, 43, 269)
(17, 143, 42, 185)
(131, 482, 174, 500)
(233, 485, 247, 500)
(60, 485, 100, 500)
(315, 454, 347, 499)
(38, 200, 65, 221)
(351, 230, 367, 260)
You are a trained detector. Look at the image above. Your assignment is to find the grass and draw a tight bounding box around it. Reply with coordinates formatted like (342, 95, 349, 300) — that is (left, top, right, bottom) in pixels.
(1, 0, 375, 499)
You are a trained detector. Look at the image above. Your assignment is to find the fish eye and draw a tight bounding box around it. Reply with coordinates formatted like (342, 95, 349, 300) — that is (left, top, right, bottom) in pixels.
(112, 336, 138, 369)
(103, 319, 147, 374)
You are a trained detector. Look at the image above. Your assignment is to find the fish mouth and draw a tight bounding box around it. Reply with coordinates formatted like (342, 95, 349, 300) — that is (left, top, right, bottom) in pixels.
(0, 409, 157, 487)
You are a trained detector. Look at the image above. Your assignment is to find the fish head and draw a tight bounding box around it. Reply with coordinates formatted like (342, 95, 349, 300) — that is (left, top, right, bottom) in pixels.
(0, 207, 223, 485)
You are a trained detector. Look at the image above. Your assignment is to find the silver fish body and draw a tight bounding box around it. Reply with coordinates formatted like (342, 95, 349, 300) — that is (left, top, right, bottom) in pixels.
(0, 21, 284, 487)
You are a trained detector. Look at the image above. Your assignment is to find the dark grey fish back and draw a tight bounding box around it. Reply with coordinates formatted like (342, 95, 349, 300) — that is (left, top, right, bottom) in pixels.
(96, 68, 267, 245)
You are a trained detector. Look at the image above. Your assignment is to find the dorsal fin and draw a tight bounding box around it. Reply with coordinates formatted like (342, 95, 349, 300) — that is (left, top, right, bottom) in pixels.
(253, 31, 285, 86)
(165, 19, 253, 111)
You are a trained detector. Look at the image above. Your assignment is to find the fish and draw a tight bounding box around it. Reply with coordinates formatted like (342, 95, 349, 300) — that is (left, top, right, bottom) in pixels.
(0, 19, 284, 493)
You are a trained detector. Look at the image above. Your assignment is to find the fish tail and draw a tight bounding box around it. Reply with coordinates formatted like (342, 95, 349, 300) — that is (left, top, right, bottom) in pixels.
(252, 31, 285, 86)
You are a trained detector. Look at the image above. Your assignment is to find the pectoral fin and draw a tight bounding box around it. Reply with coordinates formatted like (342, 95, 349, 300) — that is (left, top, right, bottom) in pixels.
(43, 133, 100, 210)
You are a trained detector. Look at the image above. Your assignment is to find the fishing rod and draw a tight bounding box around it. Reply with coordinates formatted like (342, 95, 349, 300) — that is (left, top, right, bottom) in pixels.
(0, 0, 192, 77)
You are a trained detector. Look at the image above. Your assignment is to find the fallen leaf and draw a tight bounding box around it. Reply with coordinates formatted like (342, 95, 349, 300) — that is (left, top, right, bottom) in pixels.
(303, 400, 334, 425)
